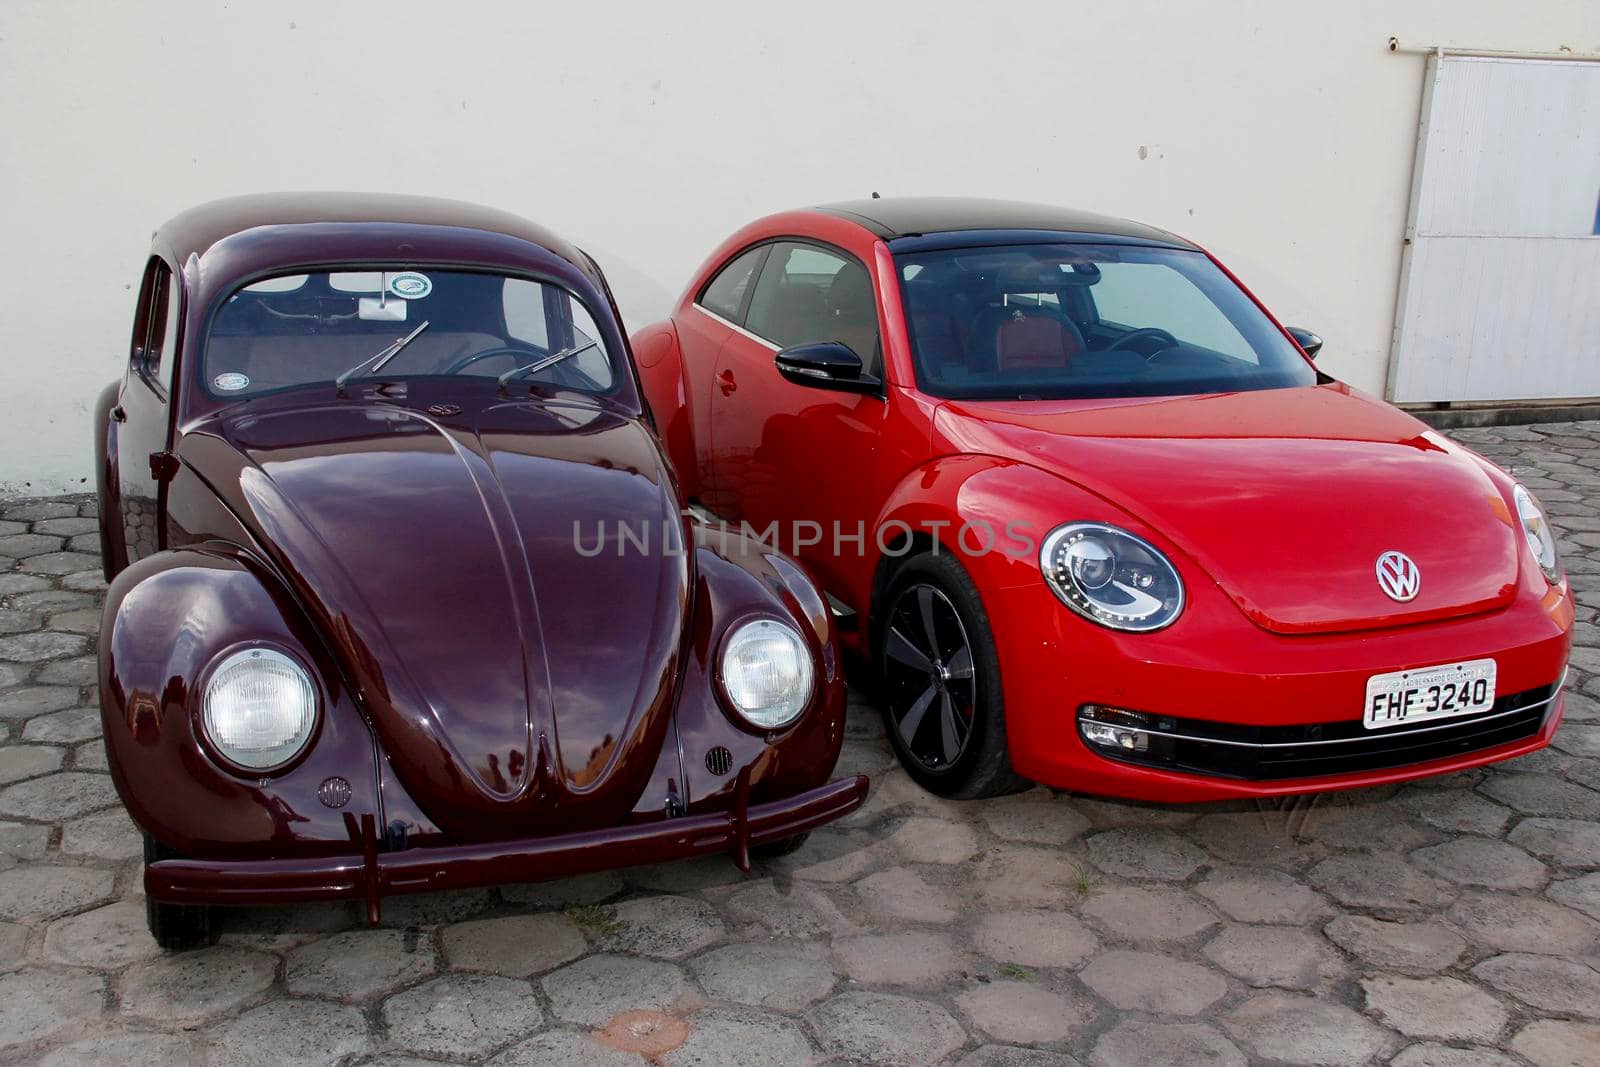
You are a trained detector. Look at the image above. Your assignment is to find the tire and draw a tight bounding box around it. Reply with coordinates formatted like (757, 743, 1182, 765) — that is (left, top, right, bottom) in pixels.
(144, 835, 217, 951)
(751, 832, 811, 860)
(876, 551, 1027, 799)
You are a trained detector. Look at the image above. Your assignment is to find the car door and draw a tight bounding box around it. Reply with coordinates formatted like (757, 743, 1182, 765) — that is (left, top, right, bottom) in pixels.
(707, 240, 886, 594)
(115, 258, 181, 564)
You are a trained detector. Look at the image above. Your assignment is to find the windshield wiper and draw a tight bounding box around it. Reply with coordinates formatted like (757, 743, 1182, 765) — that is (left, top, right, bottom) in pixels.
(497, 340, 600, 390)
(335, 320, 431, 393)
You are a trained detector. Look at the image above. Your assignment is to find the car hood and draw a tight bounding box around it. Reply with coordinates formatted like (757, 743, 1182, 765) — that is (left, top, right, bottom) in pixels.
(934, 384, 1521, 635)
(183, 393, 689, 839)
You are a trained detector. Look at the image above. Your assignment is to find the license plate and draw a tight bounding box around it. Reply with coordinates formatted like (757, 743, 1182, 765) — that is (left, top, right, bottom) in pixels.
(1363, 659, 1496, 730)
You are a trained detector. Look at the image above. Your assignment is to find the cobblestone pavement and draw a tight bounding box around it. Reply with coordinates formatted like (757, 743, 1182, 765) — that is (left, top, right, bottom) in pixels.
(3, 423, 1600, 1065)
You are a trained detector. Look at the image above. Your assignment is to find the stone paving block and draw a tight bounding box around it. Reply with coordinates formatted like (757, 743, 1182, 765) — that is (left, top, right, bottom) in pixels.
(1509, 816, 1600, 868)
(0, 770, 119, 820)
(690, 940, 837, 1011)
(206, 998, 370, 1066)
(47, 609, 101, 636)
(1080, 949, 1227, 1013)
(18, 552, 102, 576)
(1089, 1021, 1245, 1067)
(0, 534, 63, 558)
(30, 518, 98, 537)
(487, 1030, 645, 1066)
(721, 878, 853, 939)
(286, 928, 437, 1000)
(1480, 773, 1600, 820)
(1085, 826, 1206, 880)
(813, 990, 966, 1066)
(1080, 885, 1220, 942)
(1446, 890, 1600, 955)
(0, 968, 105, 1054)
(0, 744, 63, 784)
(1202, 924, 1346, 989)
(976, 846, 1094, 909)
(1471, 952, 1600, 1016)
(1308, 852, 1454, 912)
(973, 908, 1098, 968)
(9, 590, 95, 614)
(1548, 871, 1600, 921)
(1191, 810, 1315, 869)
(1223, 991, 1391, 1066)
(377, 888, 492, 927)
(382, 973, 545, 1059)
(1410, 836, 1548, 889)
(38, 1032, 200, 1067)
(629, 856, 746, 893)
(0, 685, 80, 720)
(441, 912, 586, 976)
(660, 1005, 814, 1067)
(119, 945, 277, 1024)
(958, 1045, 1083, 1067)
(1551, 723, 1600, 758)
(1389, 1043, 1522, 1067)
(1401, 788, 1515, 835)
(603, 894, 725, 959)
(0, 631, 86, 662)
(0, 609, 42, 634)
(58, 806, 141, 861)
(0, 574, 49, 597)
(955, 979, 1092, 1044)
(0, 864, 116, 920)
(0, 920, 27, 968)
(1327, 915, 1467, 974)
(44, 900, 160, 967)
(1510, 1019, 1600, 1067)
(70, 739, 106, 771)
(1295, 799, 1439, 853)
(20, 705, 100, 743)
(500, 869, 623, 907)
(977, 793, 1090, 844)
(857, 864, 959, 923)
(541, 953, 688, 1027)
(834, 929, 968, 987)
(1195, 866, 1331, 924)
(0, 820, 50, 861)
(33, 655, 98, 686)
(887, 814, 979, 863)
(1362, 974, 1508, 1042)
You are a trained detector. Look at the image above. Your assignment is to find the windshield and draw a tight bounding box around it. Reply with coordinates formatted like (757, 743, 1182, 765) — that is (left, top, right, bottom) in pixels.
(204, 269, 616, 399)
(895, 243, 1315, 400)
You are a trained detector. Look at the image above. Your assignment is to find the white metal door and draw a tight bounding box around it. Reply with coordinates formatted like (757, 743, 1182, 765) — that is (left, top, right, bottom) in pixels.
(1388, 56, 1600, 403)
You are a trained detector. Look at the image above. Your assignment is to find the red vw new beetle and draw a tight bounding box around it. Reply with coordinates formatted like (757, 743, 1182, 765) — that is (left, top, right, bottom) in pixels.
(633, 197, 1573, 801)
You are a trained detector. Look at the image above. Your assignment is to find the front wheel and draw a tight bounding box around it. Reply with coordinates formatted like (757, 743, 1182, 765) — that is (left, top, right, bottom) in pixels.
(144, 836, 216, 951)
(877, 552, 1026, 799)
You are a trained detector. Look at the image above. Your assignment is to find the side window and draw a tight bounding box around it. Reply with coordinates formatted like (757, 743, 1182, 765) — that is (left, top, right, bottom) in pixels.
(698, 246, 766, 322)
(130, 259, 178, 394)
(745, 242, 880, 372)
(1091, 263, 1256, 363)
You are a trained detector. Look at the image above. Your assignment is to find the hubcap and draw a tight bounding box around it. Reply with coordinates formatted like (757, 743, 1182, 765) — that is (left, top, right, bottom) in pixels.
(883, 583, 976, 771)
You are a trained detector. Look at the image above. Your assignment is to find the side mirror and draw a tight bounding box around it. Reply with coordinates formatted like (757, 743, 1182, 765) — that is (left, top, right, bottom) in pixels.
(1285, 327, 1323, 360)
(774, 342, 880, 393)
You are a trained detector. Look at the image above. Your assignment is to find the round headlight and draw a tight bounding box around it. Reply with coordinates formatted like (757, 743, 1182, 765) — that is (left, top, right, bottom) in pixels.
(719, 619, 814, 729)
(202, 648, 318, 770)
(1040, 522, 1185, 632)
(1513, 483, 1562, 585)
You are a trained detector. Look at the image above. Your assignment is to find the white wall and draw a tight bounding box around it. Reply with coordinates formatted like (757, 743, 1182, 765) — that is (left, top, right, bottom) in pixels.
(1, 0, 1596, 495)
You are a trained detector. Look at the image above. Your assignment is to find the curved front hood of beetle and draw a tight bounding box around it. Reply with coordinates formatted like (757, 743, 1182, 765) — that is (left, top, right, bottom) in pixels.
(184, 396, 690, 839)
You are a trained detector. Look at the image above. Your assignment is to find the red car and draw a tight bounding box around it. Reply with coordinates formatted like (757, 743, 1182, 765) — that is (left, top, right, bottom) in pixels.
(633, 197, 1573, 801)
(94, 194, 865, 948)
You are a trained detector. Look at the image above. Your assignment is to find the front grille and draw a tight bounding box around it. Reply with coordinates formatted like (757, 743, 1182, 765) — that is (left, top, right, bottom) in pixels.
(1080, 680, 1560, 782)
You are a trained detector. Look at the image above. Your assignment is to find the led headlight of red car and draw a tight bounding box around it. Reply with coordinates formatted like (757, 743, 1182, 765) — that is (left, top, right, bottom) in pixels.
(201, 647, 318, 771)
(1040, 522, 1185, 632)
(1513, 483, 1563, 585)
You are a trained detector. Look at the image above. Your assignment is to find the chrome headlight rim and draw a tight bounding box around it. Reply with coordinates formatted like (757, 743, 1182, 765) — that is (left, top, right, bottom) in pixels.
(195, 642, 321, 776)
(715, 615, 816, 732)
(1513, 482, 1562, 585)
(1039, 521, 1186, 633)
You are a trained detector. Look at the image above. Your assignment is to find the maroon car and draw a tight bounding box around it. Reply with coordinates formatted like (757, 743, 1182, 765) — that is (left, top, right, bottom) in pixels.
(93, 193, 866, 948)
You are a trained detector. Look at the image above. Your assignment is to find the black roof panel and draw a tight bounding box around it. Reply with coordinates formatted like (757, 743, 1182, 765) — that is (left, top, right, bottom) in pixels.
(814, 197, 1195, 249)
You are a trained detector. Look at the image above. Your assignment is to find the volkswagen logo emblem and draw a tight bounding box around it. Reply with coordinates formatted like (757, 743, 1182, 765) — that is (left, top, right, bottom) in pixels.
(1376, 550, 1421, 602)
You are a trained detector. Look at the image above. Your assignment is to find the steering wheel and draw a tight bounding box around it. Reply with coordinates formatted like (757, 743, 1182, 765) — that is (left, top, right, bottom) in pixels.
(1105, 328, 1180, 359)
(444, 346, 544, 375)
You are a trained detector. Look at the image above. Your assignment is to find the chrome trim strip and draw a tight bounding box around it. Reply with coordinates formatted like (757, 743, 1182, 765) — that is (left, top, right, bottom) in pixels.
(1078, 672, 1565, 751)
(693, 304, 781, 352)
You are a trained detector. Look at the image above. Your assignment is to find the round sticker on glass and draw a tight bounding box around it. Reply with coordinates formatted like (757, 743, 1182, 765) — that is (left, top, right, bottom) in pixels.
(214, 372, 250, 392)
(388, 272, 432, 299)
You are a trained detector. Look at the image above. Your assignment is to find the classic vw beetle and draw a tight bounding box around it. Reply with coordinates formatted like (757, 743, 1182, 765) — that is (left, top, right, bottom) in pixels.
(94, 193, 866, 949)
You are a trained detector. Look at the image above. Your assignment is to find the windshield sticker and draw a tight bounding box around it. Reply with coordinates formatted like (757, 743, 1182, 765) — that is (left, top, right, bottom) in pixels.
(388, 272, 432, 300)
(213, 372, 250, 392)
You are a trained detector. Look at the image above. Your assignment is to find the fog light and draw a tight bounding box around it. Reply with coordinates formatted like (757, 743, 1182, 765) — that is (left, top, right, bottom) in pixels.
(1079, 705, 1151, 753)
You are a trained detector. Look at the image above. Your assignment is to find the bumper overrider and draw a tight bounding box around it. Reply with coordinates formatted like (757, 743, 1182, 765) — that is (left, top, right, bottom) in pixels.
(146, 770, 869, 925)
